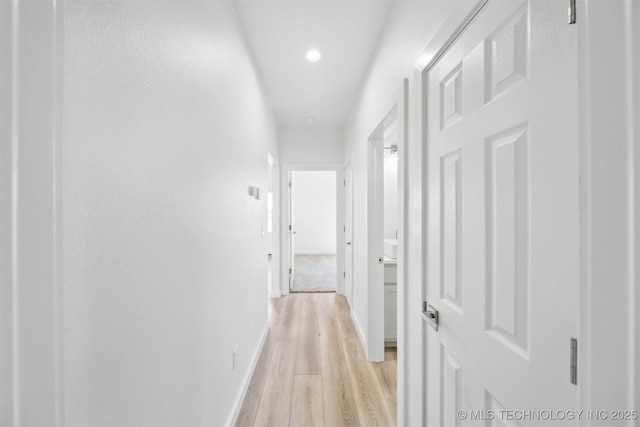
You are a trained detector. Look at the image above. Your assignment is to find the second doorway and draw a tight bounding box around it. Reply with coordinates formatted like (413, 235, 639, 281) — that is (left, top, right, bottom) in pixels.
(289, 170, 337, 292)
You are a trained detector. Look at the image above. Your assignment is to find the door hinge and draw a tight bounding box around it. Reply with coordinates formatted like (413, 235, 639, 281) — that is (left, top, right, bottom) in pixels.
(288, 181, 292, 188)
(568, 0, 576, 24)
(289, 225, 292, 231)
(570, 338, 578, 385)
(343, 272, 346, 278)
(344, 226, 346, 232)
(289, 268, 292, 274)
(344, 179, 346, 186)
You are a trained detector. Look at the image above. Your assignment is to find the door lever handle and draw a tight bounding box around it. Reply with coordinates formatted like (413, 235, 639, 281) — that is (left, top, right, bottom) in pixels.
(422, 302, 439, 331)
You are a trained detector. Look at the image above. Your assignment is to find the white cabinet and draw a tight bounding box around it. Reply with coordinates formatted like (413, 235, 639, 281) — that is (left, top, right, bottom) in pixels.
(384, 284, 397, 345)
(384, 262, 397, 346)
(383, 263, 397, 283)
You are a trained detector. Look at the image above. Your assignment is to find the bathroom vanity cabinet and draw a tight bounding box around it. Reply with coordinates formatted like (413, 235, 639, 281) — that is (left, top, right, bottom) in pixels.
(384, 261, 397, 347)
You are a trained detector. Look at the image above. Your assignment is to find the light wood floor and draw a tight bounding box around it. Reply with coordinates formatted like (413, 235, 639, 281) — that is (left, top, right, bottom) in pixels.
(236, 292, 397, 427)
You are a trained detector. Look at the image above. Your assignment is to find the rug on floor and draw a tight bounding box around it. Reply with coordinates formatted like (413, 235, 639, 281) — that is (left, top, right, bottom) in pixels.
(291, 254, 336, 292)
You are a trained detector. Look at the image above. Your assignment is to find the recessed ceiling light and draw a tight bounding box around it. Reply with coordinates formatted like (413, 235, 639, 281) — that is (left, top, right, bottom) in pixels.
(305, 116, 316, 124)
(306, 49, 322, 62)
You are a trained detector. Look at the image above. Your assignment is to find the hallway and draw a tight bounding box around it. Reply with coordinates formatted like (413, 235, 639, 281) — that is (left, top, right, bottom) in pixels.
(2, 0, 638, 424)
(236, 293, 396, 427)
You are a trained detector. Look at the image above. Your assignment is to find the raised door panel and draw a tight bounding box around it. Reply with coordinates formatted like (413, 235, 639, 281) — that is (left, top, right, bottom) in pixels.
(440, 150, 463, 314)
(485, 124, 529, 357)
(485, 5, 528, 103)
(440, 347, 463, 427)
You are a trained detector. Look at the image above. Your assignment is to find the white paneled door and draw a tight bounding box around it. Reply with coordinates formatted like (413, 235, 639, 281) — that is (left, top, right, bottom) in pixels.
(424, 0, 579, 425)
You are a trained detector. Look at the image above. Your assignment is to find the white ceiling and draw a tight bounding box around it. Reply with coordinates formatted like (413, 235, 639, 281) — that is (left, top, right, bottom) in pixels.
(235, 0, 395, 128)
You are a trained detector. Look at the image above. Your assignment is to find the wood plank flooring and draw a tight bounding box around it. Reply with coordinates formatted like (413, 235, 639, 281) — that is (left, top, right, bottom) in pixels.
(236, 293, 397, 427)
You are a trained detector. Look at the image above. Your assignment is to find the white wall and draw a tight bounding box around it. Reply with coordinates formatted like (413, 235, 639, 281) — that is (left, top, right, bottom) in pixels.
(63, 1, 278, 425)
(383, 157, 398, 240)
(292, 171, 336, 254)
(343, 1, 474, 425)
(280, 125, 344, 164)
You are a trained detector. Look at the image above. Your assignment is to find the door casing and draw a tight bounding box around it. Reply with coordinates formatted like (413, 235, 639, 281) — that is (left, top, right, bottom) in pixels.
(361, 80, 409, 424)
(344, 162, 354, 308)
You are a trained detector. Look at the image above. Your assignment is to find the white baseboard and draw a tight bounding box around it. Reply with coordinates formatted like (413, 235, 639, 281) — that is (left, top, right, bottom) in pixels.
(269, 289, 281, 298)
(350, 309, 367, 356)
(227, 325, 268, 427)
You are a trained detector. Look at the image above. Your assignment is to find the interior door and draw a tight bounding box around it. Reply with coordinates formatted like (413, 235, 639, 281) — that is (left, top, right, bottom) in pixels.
(424, 0, 579, 424)
(288, 172, 295, 289)
(344, 164, 353, 307)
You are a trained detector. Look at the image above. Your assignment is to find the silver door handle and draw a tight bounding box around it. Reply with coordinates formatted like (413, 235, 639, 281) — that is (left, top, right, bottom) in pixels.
(347, 242, 351, 245)
(422, 302, 439, 331)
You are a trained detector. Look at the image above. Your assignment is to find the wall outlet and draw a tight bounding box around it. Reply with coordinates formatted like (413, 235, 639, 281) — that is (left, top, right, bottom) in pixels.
(232, 345, 239, 370)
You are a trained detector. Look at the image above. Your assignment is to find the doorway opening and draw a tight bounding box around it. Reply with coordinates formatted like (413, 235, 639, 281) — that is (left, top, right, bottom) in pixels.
(366, 108, 398, 362)
(288, 170, 337, 292)
(383, 124, 399, 349)
(266, 153, 277, 297)
(363, 80, 407, 422)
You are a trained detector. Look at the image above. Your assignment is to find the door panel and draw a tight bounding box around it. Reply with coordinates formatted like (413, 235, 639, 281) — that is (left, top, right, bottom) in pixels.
(440, 149, 463, 313)
(425, 0, 579, 424)
(441, 347, 463, 427)
(486, 124, 529, 354)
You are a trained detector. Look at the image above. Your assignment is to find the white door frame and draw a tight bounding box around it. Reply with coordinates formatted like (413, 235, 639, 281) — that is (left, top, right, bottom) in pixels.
(266, 153, 280, 298)
(0, 0, 65, 424)
(363, 80, 408, 422)
(577, 0, 639, 414)
(344, 162, 354, 308)
(366, 130, 384, 363)
(279, 163, 344, 297)
(287, 170, 296, 290)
